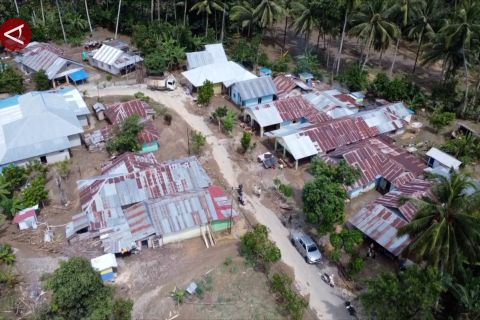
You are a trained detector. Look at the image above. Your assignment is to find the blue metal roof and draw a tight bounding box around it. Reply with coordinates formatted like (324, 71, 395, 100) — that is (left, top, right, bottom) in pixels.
(0, 95, 19, 109)
(68, 69, 89, 82)
(259, 67, 272, 75)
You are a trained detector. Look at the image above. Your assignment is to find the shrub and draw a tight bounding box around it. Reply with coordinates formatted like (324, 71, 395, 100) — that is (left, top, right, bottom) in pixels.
(240, 224, 281, 269)
(106, 74, 112, 82)
(163, 113, 172, 125)
(279, 184, 293, 198)
(429, 111, 456, 132)
(0, 244, 15, 265)
(270, 272, 308, 320)
(190, 130, 206, 154)
(240, 132, 252, 152)
(197, 80, 214, 106)
(33, 70, 51, 91)
(338, 63, 368, 92)
(171, 288, 187, 305)
(348, 255, 365, 276)
(223, 110, 237, 134)
(134, 92, 150, 102)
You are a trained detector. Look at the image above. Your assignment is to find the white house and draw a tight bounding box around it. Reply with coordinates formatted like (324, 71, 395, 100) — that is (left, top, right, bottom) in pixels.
(89, 43, 143, 75)
(0, 91, 86, 168)
(426, 147, 462, 171)
(13, 206, 38, 230)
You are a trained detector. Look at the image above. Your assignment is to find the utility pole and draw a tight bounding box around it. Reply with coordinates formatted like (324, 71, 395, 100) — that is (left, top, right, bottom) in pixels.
(187, 127, 190, 155)
(229, 187, 234, 234)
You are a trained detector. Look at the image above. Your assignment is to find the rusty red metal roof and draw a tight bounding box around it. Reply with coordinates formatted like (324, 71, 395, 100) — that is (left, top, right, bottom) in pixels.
(274, 96, 331, 124)
(138, 120, 160, 144)
(273, 75, 298, 97)
(348, 203, 411, 257)
(13, 207, 36, 224)
(304, 117, 379, 153)
(104, 100, 155, 124)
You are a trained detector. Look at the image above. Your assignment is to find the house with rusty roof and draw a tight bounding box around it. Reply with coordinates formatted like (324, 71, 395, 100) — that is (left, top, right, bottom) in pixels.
(273, 74, 313, 99)
(101, 100, 159, 152)
(243, 95, 332, 137)
(83, 120, 160, 153)
(323, 136, 427, 198)
(262, 97, 413, 169)
(348, 178, 432, 258)
(16, 42, 89, 86)
(67, 153, 237, 253)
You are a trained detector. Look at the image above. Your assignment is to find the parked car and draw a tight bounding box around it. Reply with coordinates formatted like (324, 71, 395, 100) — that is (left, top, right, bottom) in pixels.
(290, 231, 322, 264)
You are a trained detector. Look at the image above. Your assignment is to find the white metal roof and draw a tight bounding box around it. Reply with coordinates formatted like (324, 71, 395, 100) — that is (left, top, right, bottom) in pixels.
(91, 253, 118, 271)
(247, 104, 283, 127)
(426, 147, 462, 170)
(186, 43, 227, 69)
(279, 133, 318, 160)
(233, 76, 277, 100)
(92, 44, 123, 65)
(0, 92, 84, 165)
(182, 61, 256, 87)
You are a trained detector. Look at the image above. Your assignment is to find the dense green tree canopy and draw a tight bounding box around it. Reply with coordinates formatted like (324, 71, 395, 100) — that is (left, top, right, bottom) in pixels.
(361, 266, 446, 320)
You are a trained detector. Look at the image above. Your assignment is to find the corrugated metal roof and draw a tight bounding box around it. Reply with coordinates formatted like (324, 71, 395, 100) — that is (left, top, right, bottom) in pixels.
(186, 44, 227, 70)
(182, 61, 257, 87)
(13, 206, 37, 223)
(273, 75, 298, 97)
(0, 92, 83, 165)
(304, 118, 379, 153)
(18, 42, 84, 80)
(92, 44, 123, 65)
(354, 102, 411, 134)
(325, 137, 426, 190)
(186, 51, 214, 69)
(74, 153, 236, 253)
(279, 134, 318, 160)
(233, 76, 277, 100)
(105, 100, 155, 124)
(349, 203, 410, 257)
(426, 147, 462, 169)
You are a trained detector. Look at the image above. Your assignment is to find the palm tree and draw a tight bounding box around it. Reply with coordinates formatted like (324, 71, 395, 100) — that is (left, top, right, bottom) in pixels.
(231, 1, 255, 36)
(253, 0, 283, 30)
(190, 0, 223, 37)
(387, 0, 420, 75)
(13, 0, 19, 16)
(85, 0, 93, 33)
(335, 0, 359, 75)
(55, 0, 67, 43)
(398, 172, 480, 274)
(282, 0, 292, 49)
(219, 2, 228, 42)
(422, 30, 463, 81)
(441, 0, 480, 115)
(291, 1, 317, 50)
(40, 0, 45, 23)
(409, 0, 442, 73)
(115, 0, 122, 39)
(349, 0, 399, 70)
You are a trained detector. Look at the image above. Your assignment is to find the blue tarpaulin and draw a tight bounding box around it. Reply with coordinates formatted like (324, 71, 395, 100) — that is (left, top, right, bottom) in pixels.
(68, 69, 89, 82)
(101, 272, 115, 282)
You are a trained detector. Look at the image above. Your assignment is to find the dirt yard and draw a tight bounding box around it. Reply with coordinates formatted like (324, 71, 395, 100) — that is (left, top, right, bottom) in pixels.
(115, 237, 290, 320)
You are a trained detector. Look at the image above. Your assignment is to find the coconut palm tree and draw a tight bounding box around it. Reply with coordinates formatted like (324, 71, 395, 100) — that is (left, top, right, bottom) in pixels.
(40, 0, 46, 23)
(55, 0, 67, 43)
(190, 0, 223, 37)
(387, 0, 420, 75)
(409, 0, 442, 73)
(13, 0, 19, 16)
(253, 0, 283, 30)
(398, 172, 480, 274)
(282, 0, 292, 49)
(335, 0, 360, 75)
(219, 2, 228, 42)
(441, 0, 480, 115)
(231, 1, 255, 36)
(349, 0, 399, 70)
(85, 0, 93, 33)
(291, 1, 317, 50)
(115, 0, 122, 39)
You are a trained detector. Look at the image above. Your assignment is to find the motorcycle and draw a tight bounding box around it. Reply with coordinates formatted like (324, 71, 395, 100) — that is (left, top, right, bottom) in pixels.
(345, 301, 356, 317)
(321, 273, 335, 287)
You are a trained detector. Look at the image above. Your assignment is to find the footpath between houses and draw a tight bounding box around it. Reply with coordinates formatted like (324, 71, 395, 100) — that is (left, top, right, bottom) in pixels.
(80, 84, 349, 320)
